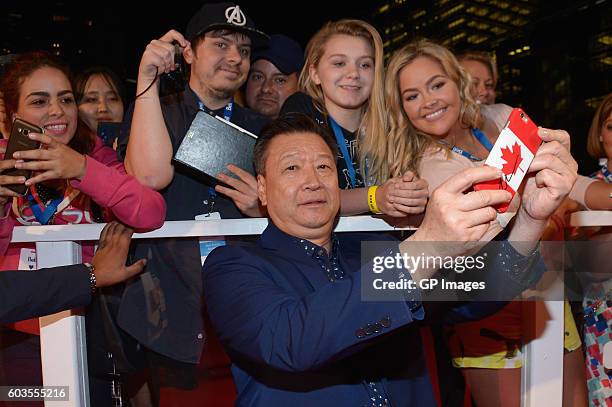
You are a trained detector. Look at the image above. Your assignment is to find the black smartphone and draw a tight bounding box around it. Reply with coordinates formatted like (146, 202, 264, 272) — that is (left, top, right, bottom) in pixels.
(2, 118, 42, 195)
(97, 122, 122, 148)
(159, 41, 186, 96)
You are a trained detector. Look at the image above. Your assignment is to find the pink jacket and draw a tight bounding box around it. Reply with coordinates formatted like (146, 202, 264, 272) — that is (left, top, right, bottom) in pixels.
(0, 137, 166, 334)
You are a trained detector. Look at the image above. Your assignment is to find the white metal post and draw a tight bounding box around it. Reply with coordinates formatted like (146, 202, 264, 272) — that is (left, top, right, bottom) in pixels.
(521, 255, 565, 407)
(36, 241, 90, 407)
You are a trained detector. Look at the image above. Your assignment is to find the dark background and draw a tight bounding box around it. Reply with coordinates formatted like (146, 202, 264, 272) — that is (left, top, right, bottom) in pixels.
(1, 0, 610, 173)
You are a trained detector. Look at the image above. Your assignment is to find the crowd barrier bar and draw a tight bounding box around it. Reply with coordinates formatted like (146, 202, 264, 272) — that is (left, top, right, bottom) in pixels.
(12, 212, 598, 407)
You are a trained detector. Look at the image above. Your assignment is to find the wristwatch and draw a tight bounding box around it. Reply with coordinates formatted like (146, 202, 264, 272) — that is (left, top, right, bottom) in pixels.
(84, 263, 97, 294)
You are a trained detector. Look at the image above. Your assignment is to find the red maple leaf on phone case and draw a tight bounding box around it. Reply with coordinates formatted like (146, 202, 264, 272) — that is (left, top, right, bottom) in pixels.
(500, 142, 523, 176)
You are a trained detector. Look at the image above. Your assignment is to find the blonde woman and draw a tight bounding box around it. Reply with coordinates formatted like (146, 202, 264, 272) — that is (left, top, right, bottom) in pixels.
(579, 93, 612, 405)
(457, 51, 498, 105)
(382, 39, 587, 407)
(281, 19, 428, 218)
(587, 93, 612, 181)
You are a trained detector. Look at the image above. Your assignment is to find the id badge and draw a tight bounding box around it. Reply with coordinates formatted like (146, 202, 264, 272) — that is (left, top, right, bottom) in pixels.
(18, 248, 37, 271)
(195, 212, 225, 265)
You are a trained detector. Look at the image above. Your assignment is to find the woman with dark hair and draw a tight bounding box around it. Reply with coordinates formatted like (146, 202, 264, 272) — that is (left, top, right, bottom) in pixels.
(0, 51, 165, 402)
(74, 66, 126, 148)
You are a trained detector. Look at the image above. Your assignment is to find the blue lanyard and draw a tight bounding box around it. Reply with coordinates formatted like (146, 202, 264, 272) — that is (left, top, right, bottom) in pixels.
(195, 97, 233, 206)
(447, 128, 493, 162)
(329, 118, 357, 188)
(26, 192, 62, 225)
(472, 128, 494, 151)
(197, 99, 234, 122)
(600, 162, 612, 183)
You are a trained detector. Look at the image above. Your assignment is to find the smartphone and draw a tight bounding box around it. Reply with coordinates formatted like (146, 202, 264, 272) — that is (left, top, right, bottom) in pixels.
(473, 108, 542, 213)
(159, 41, 186, 96)
(97, 122, 122, 148)
(2, 118, 43, 195)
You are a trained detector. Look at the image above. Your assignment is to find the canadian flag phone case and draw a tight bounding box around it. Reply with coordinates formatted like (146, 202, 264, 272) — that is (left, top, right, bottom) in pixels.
(473, 108, 542, 213)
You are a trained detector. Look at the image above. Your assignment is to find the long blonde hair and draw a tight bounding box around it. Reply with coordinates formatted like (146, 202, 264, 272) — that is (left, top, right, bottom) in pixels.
(383, 39, 482, 178)
(298, 19, 387, 184)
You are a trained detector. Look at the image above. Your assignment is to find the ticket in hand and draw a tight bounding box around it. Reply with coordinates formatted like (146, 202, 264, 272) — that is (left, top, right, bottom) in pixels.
(473, 108, 542, 213)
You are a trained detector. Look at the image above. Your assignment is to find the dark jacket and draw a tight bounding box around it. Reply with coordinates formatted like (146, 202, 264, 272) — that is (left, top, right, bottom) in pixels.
(203, 222, 545, 406)
(0, 264, 91, 324)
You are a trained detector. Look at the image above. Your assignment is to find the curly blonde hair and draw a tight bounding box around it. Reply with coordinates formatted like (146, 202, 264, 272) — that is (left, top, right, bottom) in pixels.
(298, 19, 387, 184)
(382, 39, 482, 179)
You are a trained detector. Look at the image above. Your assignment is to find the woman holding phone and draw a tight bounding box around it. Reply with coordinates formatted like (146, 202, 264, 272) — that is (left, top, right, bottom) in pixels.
(0, 51, 165, 403)
(381, 39, 587, 406)
(74, 66, 126, 149)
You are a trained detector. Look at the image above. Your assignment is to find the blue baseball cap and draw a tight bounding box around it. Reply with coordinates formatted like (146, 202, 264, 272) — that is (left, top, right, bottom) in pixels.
(251, 34, 304, 75)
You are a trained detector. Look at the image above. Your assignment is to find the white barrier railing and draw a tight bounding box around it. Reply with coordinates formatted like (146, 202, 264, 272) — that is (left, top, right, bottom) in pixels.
(8, 214, 578, 407)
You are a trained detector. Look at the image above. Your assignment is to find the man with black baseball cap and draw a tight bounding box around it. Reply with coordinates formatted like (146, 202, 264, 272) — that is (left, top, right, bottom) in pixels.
(118, 2, 270, 400)
(184, 2, 268, 47)
(245, 34, 304, 119)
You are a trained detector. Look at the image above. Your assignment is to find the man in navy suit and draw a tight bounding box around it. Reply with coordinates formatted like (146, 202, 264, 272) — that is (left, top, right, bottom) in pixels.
(0, 222, 146, 324)
(203, 114, 577, 406)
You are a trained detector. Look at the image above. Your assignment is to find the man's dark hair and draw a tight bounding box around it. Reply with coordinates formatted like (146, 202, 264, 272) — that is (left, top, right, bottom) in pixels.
(253, 113, 339, 175)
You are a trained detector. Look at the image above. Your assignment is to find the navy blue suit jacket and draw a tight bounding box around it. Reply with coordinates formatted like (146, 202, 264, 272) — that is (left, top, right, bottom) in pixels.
(204, 224, 437, 406)
(203, 222, 545, 406)
(0, 264, 91, 324)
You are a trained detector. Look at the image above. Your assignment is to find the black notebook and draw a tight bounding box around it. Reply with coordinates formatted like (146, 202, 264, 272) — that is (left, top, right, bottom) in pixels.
(173, 111, 258, 186)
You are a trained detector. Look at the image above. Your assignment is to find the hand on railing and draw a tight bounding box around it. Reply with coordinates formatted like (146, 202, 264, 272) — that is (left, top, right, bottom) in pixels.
(92, 222, 147, 288)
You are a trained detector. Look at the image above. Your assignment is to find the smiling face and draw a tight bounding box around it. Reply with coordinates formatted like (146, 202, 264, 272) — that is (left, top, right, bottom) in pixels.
(257, 132, 340, 242)
(185, 30, 252, 104)
(461, 59, 495, 105)
(15, 66, 78, 145)
(245, 59, 299, 119)
(398, 56, 462, 139)
(78, 73, 124, 132)
(309, 34, 374, 114)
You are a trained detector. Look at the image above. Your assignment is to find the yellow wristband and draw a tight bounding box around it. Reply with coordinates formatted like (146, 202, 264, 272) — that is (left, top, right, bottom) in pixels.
(367, 186, 381, 214)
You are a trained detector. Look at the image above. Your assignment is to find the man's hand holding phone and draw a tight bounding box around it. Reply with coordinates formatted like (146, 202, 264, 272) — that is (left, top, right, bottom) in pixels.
(137, 29, 189, 96)
(518, 127, 577, 223)
(471, 108, 577, 248)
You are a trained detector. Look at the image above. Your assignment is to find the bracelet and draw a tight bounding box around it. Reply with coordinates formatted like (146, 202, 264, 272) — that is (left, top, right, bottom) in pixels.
(84, 263, 97, 294)
(367, 186, 381, 214)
